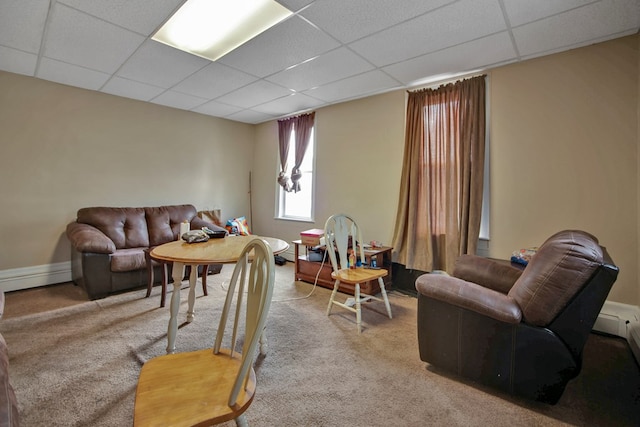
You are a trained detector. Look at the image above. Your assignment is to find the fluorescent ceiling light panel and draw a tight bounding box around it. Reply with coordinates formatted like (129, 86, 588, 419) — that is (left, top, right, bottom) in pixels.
(153, 0, 292, 62)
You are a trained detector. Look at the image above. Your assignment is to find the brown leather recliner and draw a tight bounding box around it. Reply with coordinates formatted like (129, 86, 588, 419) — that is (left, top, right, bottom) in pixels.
(415, 230, 619, 404)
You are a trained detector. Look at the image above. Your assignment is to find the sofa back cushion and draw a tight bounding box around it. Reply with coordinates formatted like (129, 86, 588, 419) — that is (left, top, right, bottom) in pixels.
(508, 230, 603, 327)
(146, 204, 198, 247)
(77, 207, 149, 250)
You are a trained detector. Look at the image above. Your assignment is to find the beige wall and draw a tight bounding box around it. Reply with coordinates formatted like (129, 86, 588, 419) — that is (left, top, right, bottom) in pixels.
(253, 35, 639, 306)
(1, 35, 638, 306)
(0, 72, 254, 270)
(489, 35, 638, 304)
(251, 90, 406, 247)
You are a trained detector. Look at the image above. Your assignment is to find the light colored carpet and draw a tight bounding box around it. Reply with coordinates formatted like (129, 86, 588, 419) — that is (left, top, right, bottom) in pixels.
(1, 263, 638, 426)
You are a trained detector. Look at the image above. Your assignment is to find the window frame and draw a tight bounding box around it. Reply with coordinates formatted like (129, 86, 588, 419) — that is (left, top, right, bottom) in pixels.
(275, 125, 316, 222)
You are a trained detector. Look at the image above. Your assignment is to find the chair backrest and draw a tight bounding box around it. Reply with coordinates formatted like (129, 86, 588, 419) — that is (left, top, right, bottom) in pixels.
(213, 238, 275, 407)
(508, 230, 609, 327)
(324, 214, 366, 273)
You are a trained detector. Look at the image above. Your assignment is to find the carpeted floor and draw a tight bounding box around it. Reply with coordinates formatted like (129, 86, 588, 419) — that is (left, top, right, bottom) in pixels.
(2, 262, 639, 426)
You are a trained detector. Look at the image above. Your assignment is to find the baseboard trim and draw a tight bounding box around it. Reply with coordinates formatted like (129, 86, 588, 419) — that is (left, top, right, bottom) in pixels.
(594, 301, 640, 365)
(0, 262, 72, 292)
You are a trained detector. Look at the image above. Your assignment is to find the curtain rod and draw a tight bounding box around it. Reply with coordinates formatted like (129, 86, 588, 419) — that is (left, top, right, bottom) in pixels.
(407, 70, 487, 93)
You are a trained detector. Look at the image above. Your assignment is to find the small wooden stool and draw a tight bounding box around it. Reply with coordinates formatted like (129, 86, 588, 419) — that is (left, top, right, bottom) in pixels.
(144, 248, 209, 308)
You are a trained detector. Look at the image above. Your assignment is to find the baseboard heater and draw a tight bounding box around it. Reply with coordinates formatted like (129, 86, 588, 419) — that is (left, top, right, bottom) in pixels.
(594, 301, 640, 366)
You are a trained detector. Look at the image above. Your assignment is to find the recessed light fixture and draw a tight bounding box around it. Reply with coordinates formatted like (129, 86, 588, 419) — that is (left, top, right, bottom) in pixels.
(152, 0, 293, 62)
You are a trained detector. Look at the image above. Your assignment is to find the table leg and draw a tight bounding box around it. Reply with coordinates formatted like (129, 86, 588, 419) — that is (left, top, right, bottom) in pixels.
(167, 261, 184, 354)
(186, 264, 197, 322)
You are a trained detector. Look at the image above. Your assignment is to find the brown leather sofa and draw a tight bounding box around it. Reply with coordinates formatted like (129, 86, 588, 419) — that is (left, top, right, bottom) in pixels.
(66, 204, 227, 300)
(415, 230, 619, 404)
(0, 293, 19, 426)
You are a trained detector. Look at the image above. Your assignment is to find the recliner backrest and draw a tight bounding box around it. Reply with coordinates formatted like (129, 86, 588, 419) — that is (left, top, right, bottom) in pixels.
(508, 230, 603, 326)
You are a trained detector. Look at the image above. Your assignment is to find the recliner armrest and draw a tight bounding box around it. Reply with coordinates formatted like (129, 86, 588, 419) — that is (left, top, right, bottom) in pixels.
(453, 255, 523, 294)
(415, 274, 522, 324)
(66, 222, 116, 254)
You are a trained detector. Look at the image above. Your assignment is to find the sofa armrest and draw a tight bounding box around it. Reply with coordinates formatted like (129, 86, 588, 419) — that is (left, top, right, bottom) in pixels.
(453, 255, 523, 294)
(415, 274, 522, 324)
(66, 222, 116, 254)
(189, 217, 228, 235)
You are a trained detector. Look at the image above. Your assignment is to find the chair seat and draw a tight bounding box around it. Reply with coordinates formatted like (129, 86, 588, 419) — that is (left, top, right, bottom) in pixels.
(134, 348, 256, 427)
(331, 268, 388, 284)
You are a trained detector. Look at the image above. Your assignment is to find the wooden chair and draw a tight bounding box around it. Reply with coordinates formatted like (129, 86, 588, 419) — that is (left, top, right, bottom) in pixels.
(324, 214, 392, 333)
(134, 238, 275, 427)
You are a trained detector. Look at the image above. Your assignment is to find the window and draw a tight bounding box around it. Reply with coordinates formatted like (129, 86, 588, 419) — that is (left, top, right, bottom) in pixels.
(276, 126, 315, 221)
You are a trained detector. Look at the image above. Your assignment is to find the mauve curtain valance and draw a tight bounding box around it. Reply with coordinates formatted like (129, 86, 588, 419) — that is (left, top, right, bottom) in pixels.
(277, 112, 315, 193)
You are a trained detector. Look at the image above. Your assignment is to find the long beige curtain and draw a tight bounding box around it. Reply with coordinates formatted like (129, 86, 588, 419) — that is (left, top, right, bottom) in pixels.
(391, 75, 486, 273)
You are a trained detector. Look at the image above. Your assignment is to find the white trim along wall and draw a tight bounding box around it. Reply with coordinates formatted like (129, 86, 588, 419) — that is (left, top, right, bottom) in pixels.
(0, 262, 72, 292)
(594, 301, 640, 365)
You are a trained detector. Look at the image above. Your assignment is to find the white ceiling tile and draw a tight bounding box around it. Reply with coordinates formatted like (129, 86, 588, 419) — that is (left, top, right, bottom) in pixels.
(0, 46, 37, 76)
(171, 63, 258, 99)
(503, 0, 595, 27)
(58, 0, 184, 36)
(36, 58, 110, 90)
(513, 0, 640, 57)
(0, 0, 637, 124)
(251, 92, 325, 116)
(266, 47, 375, 91)
(116, 40, 209, 88)
(275, 0, 314, 13)
(151, 90, 208, 110)
(300, 0, 454, 43)
(43, 3, 145, 73)
(303, 70, 401, 103)
(218, 16, 340, 78)
(384, 32, 517, 85)
(0, 0, 49, 53)
(226, 109, 277, 124)
(216, 80, 293, 109)
(100, 76, 165, 101)
(192, 100, 244, 117)
(349, 0, 507, 66)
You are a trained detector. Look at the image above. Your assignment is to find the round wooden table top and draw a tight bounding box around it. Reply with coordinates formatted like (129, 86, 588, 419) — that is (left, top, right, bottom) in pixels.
(150, 235, 289, 264)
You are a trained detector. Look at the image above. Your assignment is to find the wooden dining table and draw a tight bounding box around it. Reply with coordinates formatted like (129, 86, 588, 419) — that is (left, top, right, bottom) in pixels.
(150, 234, 289, 353)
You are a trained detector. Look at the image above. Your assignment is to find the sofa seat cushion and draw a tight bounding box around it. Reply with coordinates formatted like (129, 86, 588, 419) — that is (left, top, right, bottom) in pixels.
(111, 247, 147, 273)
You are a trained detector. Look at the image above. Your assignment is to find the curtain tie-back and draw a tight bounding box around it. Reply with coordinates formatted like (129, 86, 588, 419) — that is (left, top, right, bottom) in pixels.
(290, 167, 302, 192)
(277, 171, 291, 192)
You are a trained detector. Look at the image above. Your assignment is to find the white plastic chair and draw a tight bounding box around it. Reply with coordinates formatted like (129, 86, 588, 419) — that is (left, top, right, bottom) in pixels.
(134, 238, 275, 427)
(324, 214, 392, 333)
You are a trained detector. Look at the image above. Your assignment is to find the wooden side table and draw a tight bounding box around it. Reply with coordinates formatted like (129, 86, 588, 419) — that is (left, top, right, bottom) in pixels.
(293, 240, 393, 295)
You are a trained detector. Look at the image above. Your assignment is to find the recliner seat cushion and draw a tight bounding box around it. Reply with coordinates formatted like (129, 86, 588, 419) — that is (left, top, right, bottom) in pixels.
(508, 230, 603, 326)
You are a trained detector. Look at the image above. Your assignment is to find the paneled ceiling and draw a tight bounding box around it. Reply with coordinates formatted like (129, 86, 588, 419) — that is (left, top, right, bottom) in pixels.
(0, 0, 638, 124)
